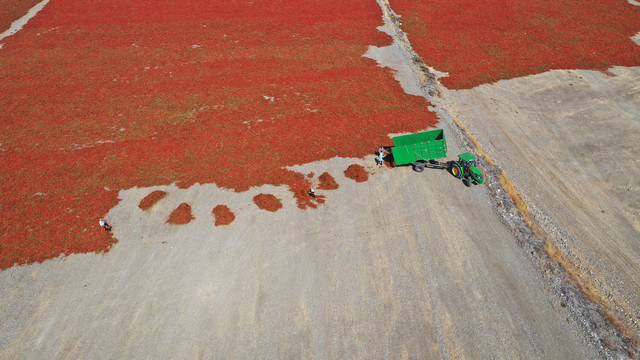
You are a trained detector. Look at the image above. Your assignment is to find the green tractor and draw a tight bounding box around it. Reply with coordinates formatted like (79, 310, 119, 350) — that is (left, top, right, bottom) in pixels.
(450, 152, 484, 187)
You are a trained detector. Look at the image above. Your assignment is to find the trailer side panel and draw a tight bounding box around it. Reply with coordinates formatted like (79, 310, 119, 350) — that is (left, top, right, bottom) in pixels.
(391, 129, 447, 165)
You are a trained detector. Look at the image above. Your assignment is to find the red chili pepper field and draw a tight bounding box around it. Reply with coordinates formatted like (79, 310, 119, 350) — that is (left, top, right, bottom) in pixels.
(0, 0, 437, 269)
(0, 0, 42, 33)
(1, 0, 639, 269)
(392, 0, 640, 89)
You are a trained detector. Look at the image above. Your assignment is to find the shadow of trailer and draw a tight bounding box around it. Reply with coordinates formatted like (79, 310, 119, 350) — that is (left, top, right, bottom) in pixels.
(390, 129, 484, 187)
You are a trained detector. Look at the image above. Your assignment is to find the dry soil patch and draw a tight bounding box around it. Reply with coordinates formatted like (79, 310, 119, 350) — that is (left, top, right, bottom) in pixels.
(448, 66, 640, 339)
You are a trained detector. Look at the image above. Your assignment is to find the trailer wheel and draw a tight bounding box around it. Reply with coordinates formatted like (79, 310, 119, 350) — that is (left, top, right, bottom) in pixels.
(413, 163, 425, 172)
(451, 163, 462, 178)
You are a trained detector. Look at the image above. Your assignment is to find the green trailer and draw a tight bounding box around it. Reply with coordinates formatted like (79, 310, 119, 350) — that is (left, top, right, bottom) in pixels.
(391, 129, 447, 172)
(390, 128, 484, 186)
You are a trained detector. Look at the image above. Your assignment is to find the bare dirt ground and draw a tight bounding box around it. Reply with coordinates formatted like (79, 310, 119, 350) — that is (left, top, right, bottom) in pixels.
(448, 65, 640, 341)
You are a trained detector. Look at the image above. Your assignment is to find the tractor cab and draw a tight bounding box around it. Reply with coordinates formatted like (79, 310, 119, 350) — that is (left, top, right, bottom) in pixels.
(450, 152, 484, 186)
(458, 152, 476, 166)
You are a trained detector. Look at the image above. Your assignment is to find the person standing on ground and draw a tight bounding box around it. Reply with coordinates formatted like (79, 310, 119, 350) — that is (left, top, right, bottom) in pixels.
(378, 146, 385, 165)
(99, 219, 112, 231)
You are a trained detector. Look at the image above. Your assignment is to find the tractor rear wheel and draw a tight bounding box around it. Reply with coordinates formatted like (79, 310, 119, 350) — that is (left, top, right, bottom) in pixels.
(451, 163, 462, 178)
(413, 163, 425, 172)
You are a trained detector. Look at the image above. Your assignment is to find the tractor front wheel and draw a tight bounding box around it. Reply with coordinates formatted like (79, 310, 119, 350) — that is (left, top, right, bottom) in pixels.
(464, 176, 472, 187)
(451, 163, 462, 178)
